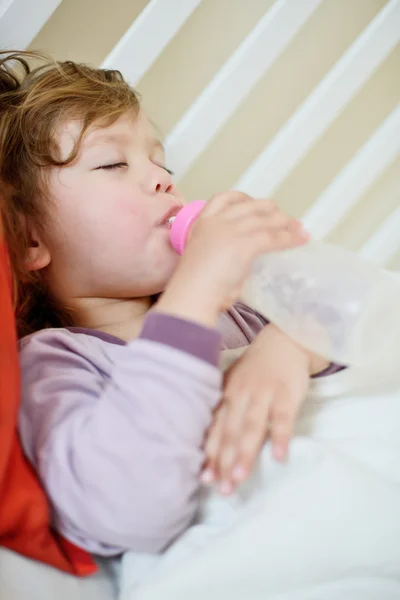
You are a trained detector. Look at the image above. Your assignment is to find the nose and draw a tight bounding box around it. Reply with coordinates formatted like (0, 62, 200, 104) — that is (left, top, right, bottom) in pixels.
(152, 165, 174, 195)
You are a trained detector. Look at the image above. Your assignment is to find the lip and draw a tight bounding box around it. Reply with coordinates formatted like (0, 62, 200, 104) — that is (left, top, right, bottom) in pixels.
(158, 205, 182, 227)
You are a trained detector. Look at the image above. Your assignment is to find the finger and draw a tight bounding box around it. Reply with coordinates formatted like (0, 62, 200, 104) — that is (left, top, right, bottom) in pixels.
(202, 404, 227, 482)
(231, 394, 272, 482)
(270, 226, 309, 248)
(226, 199, 303, 235)
(219, 198, 278, 222)
(204, 191, 252, 216)
(268, 394, 297, 461)
(265, 214, 308, 238)
(251, 226, 309, 256)
(256, 213, 308, 237)
(217, 390, 251, 486)
(235, 207, 292, 231)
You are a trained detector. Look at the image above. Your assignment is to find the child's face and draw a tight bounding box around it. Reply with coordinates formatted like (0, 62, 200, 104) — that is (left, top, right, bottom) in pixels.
(43, 111, 184, 303)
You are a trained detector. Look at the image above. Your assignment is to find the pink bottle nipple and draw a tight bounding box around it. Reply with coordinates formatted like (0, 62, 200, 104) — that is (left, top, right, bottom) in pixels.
(170, 200, 207, 255)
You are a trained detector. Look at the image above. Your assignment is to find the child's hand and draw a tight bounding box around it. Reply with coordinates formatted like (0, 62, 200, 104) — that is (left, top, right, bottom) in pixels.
(157, 193, 308, 327)
(202, 326, 314, 495)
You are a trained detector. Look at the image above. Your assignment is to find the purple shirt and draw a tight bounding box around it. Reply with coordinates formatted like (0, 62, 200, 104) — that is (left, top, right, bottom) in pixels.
(18, 303, 339, 556)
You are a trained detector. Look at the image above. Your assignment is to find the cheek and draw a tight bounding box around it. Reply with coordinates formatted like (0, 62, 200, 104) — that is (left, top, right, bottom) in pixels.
(51, 183, 152, 255)
(99, 195, 151, 245)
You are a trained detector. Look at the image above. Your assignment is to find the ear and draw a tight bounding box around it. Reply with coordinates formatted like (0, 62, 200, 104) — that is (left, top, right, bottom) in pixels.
(25, 225, 51, 272)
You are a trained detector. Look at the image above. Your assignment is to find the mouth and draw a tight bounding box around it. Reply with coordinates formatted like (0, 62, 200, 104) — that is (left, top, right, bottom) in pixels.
(158, 205, 182, 228)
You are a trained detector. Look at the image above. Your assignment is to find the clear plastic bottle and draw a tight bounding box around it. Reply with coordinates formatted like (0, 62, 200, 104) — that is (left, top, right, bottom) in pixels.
(170, 201, 400, 370)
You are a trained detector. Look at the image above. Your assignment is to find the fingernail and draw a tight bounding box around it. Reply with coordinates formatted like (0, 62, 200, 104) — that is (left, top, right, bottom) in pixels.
(219, 481, 233, 496)
(232, 465, 247, 482)
(200, 468, 215, 484)
(294, 220, 309, 235)
(272, 444, 287, 462)
(299, 226, 310, 238)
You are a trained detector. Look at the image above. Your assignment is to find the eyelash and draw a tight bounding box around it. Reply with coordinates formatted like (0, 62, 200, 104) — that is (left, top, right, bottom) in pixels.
(97, 162, 174, 176)
(97, 162, 127, 171)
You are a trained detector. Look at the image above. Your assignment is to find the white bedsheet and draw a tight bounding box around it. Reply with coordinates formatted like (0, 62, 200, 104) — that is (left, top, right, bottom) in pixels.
(120, 361, 400, 600)
(0, 550, 119, 600)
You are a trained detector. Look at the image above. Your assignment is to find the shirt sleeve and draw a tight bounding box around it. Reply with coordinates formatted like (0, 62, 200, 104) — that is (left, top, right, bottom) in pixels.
(18, 313, 222, 556)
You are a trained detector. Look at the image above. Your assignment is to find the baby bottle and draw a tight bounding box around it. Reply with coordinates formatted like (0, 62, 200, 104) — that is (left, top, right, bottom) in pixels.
(169, 201, 400, 370)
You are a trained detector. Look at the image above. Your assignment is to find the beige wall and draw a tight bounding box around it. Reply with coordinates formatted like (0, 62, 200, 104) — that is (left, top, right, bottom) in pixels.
(30, 0, 400, 268)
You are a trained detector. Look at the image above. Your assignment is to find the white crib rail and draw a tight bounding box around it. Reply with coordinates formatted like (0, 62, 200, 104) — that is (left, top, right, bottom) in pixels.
(101, 0, 201, 86)
(302, 106, 400, 239)
(234, 0, 400, 198)
(2, 0, 399, 268)
(0, 0, 62, 50)
(164, 0, 323, 180)
(360, 206, 400, 266)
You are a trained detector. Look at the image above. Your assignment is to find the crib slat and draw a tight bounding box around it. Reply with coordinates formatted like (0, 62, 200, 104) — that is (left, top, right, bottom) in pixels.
(302, 106, 400, 239)
(101, 0, 201, 86)
(235, 0, 400, 198)
(360, 206, 400, 267)
(164, 0, 323, 180)
(0, 0, 62, 49)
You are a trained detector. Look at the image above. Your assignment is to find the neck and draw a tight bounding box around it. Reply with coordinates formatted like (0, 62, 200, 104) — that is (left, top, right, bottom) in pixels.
(69, 296, 154, 341)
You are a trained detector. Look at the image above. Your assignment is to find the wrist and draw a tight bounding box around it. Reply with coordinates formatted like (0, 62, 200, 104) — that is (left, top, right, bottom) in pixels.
(308, 352, 330, 376)
(155, 281, 220, 328)
(255, 323, 311, 366)
(258, 324, 330, 375)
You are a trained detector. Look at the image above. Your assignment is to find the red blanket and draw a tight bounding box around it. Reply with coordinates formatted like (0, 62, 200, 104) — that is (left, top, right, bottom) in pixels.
(0, 220, 96, 575)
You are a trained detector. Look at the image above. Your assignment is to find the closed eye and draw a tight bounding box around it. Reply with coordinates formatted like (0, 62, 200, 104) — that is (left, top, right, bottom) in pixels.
(96, 162, 128, 170)
(95, 162, 173, 175)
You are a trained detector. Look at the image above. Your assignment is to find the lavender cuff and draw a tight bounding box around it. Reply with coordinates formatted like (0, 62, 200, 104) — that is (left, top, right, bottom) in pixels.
(312, 363, 346, 378)
(140, 312, 222, 367)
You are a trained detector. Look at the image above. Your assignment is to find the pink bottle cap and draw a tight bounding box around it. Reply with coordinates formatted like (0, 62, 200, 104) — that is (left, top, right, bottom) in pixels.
(170, 200, 207, 255)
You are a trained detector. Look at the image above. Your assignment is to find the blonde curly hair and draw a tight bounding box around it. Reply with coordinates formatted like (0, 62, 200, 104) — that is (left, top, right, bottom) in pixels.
(0, 50, 139, 336)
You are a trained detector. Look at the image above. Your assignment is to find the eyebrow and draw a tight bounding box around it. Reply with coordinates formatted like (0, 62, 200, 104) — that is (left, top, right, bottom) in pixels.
(81, 130, 130, 149)
(82, 130, 165, 154)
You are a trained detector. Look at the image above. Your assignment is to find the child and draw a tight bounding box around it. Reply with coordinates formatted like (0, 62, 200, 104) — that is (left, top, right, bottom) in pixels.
(0, 51, 338, 557)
